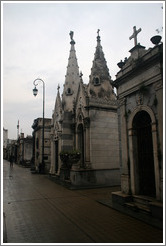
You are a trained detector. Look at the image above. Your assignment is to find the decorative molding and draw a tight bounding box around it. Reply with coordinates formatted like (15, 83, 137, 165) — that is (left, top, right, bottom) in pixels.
(83, 117, 90, 128)
(89, 97, 117, 107)
(128, 105, 156, 130)
(136, 92, 143, 106)
(57, 131, 62, 138)
(118, 98, 126, 107)
(154, 81, 163, 91)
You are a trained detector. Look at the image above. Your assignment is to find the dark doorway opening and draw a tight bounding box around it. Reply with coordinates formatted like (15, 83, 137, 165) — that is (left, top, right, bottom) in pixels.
(78, 124, 85, 167)
(133, 110, 156, 197)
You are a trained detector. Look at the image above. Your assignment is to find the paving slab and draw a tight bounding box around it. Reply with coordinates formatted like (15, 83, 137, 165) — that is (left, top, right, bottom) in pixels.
(3, 160, 163, 243)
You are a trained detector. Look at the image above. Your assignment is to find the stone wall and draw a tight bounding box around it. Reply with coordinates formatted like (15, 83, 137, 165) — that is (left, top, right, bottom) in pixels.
(70, 168, 120, 188)
(90, 109, 120, 170)
(61, 111, 74, 151)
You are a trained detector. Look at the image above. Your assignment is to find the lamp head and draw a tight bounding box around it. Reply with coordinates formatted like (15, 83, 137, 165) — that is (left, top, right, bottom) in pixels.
(33, 86, 38, 96)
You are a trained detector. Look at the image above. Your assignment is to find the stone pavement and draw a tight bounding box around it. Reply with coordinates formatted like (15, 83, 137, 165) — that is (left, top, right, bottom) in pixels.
(3, 160, 163, 244)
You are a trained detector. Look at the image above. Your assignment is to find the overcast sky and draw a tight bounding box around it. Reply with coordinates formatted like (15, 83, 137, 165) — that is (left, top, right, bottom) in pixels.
(2, 1, 164, 139)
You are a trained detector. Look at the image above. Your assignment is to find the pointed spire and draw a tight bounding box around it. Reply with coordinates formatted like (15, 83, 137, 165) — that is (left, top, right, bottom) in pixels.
(56, 84, 61, 107)
(62, 31, 80, 111)
(88, 30, 116, 100)
(53, 84, 62, 117)
(57, 84, 61, 104)
(90, 29, 111, 83)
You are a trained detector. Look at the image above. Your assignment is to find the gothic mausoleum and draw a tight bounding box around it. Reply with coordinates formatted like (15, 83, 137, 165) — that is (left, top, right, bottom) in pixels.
(50, 30, 120, 188)
(33, 27, 163, 227)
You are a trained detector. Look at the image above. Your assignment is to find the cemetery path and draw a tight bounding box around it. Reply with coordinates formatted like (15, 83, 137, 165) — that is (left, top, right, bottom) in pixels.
(3, 160, 163, 243)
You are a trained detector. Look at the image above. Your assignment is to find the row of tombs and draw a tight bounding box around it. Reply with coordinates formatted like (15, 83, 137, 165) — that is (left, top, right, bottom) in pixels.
(29, 28, 163, 228)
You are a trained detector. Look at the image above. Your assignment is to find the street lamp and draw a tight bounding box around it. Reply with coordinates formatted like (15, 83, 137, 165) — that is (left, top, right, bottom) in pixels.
(33, 78, 45, 174)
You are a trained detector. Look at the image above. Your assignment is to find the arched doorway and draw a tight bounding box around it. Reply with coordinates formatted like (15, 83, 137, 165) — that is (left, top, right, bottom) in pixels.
(77, 124, 85, 167)
(132, 110, 156, 197)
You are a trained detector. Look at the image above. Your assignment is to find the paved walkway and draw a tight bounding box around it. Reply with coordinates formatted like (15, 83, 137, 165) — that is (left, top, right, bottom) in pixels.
(3, 160, 163, 244)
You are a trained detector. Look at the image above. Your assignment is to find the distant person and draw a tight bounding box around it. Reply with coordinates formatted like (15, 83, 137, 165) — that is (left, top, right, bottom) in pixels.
(9, 155, 14, 168)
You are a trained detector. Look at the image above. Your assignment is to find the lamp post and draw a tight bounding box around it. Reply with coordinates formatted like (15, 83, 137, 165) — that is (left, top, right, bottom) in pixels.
(33, 78, 45, 174)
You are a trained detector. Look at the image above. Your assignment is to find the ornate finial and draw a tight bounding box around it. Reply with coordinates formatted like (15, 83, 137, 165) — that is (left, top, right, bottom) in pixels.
(57, 84, 60, 91)
(97, 29, 101, 43)
(129, 26, 142, 46)
(69, 31, 74, 40)
(69, 31, 75, 44)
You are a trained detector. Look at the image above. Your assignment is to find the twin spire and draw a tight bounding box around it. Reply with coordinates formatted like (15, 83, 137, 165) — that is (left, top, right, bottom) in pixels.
(69, 29, 101, 44)
(59, 29, 114, 112)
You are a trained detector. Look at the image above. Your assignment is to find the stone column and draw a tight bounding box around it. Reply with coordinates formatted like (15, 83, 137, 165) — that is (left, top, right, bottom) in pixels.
(57, 131, 62, 175)
(118, 98, 130, 194)
(50, 134, 55, 174)
(155, 81, 163, 200)
(151, 122, 161, 200)
(128, 128, 138, 195)
(83, 117, 91, 168)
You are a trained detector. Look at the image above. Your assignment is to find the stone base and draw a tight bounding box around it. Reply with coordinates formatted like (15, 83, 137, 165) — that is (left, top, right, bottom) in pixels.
(70, 168, 120, 188)
(150, 201, 163, 220)
(121, 174, 130, 194)
(112, 191, 132, 205)
(60, 168, 70, 180)
(111, 191, 163, 229)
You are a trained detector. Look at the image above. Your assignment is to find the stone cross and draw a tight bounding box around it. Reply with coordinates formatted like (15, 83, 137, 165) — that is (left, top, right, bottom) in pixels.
(97, 29, 100, 36)
(129, 26, 142, 46)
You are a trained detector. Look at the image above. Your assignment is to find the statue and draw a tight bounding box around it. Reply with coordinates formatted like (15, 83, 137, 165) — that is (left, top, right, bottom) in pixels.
(97, 29, 100, 36)
(69, 31, 74, 41)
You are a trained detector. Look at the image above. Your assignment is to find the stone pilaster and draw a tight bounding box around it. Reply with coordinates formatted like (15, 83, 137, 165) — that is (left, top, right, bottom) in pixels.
(118, 98, 130, 194)
(83, 117, 91, 168)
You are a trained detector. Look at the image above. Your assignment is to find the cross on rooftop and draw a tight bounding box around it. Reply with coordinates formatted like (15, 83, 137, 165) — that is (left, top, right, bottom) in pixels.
(129, 26, 142, 46)
(97, 29, 100, 36)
